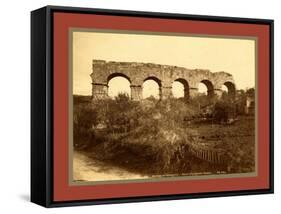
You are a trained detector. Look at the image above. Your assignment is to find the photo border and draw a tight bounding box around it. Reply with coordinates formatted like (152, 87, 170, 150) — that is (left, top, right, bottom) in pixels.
(68, 28, 258, 186)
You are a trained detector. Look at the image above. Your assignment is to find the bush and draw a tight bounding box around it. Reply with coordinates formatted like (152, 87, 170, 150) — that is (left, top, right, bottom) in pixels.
(73, 103, 98, 149)
(73, 95, 202, 174)
(212, 100, 236, 123)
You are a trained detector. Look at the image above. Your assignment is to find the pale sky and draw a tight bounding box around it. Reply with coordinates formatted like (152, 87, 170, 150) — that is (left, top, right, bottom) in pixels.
(73, 30, 256, 97)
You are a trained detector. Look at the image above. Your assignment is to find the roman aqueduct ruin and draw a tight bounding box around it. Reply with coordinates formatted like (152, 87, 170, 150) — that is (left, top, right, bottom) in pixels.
(90, 60, 236, 100)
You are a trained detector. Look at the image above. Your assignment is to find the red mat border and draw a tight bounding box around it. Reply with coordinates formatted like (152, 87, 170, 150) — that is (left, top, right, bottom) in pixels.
(53, 12, 270, 202)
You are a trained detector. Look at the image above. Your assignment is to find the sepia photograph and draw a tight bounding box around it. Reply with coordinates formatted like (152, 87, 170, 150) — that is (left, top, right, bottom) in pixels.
(70, 29, 257, 184)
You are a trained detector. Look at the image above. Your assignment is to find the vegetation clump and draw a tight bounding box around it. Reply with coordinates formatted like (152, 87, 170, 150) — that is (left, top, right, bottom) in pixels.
(73, 89, 255, 175)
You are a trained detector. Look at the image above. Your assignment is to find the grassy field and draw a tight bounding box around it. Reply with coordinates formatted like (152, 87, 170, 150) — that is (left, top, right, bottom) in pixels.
(73, 94, 255, 178)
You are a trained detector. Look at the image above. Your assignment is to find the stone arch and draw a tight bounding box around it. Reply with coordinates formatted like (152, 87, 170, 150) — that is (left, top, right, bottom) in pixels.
(107, 72, 132, 84)
(144, 76, 162, 86)
(172, 78, 189, 99)
(142, 76, 162, 99)
(223, 81, 236, 97)
(107, 73, 131, 98)
(200, 79, 214, 97)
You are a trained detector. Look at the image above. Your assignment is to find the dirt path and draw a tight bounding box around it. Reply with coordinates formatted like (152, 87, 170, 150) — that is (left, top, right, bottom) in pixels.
(73, 150, 148, 182)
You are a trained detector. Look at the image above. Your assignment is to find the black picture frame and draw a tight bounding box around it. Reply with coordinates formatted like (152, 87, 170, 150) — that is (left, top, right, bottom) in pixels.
(31, 5, 274, 207)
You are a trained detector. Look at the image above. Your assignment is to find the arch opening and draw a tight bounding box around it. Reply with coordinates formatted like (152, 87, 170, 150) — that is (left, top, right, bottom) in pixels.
(108, 75, 131, 99)
(172, 79, 189, 99)
(142, 77, 161, 99)
(107, 73, 131, 84)
(198, 80, 214, 97)
(223, 81, 236, 97)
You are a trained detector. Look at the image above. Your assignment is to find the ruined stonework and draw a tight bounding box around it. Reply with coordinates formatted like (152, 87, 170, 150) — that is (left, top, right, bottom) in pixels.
(90, 60, 236, 100)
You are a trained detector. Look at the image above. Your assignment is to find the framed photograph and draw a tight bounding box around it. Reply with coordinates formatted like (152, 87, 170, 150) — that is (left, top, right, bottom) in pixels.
(31, 5, 274, 207)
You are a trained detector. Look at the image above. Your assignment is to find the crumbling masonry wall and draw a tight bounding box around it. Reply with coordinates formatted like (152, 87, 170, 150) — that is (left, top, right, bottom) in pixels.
(90, 60, 236, 101)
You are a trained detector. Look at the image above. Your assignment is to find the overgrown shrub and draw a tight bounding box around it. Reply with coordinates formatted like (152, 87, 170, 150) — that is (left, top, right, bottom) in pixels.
(73, 102, 98, 149)
(212, 100, 236, 123)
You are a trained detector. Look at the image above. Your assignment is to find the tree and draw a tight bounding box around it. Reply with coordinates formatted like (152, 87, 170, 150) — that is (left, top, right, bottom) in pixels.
(246, 88, 255, 98)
